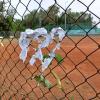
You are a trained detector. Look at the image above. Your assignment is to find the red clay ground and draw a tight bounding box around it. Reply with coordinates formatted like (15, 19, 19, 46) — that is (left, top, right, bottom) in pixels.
(0, 36, 100, 100)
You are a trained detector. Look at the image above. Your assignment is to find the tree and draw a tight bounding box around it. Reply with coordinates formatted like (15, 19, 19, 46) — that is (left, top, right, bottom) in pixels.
(59, 10, 93, 29)
(0, 1, 5, 13)
(38, 9, 46, 26)
(6, 7, 17, 32)
(23, 10, 40, 29)
(0, 1, 10, 31)
(45, 4, 60, 25)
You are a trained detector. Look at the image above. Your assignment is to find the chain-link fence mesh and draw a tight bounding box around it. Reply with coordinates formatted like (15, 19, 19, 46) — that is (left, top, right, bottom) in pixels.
(0, 0, 100, 99)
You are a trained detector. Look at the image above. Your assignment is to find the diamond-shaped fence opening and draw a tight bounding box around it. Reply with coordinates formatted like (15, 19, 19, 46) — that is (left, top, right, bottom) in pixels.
(0, 0, 100, 99)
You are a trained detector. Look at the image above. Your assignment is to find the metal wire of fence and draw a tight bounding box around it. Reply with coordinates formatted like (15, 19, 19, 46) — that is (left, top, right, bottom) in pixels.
(0, 0, 100, 99)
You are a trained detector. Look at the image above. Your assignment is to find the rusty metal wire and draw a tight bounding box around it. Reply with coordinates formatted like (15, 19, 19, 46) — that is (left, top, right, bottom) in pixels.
(0, 0, 100, 99)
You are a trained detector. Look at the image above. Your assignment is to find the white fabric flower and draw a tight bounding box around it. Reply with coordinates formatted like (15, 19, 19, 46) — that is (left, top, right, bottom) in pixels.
(42, 57, 53, 71)
(20, 48, 28, 62)
(19, 38, 30, 49)
(39, 34, 52, 48)
(19, 27, 64, 71)
(19, 31, 30, 49)
(58, 29, 66, 41)
(41, 43, 60, 71)
(20, 32, 27, 39)
(29, 48, 43, 65)
(53, 43, 60, 52)
(34, 28, 47, 36)
(19, 32, 30, 62)
(50, 27, 66, 41)
(49, 51, 55, 58)
(35, 49, 43, 61)
(29, 55, 36, 65)
(26, 28, 47, 42)
(25, 29, 34, 35)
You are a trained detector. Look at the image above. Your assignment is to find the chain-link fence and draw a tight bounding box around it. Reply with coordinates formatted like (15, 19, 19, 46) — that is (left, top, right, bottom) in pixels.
(0, 0, 100, 99)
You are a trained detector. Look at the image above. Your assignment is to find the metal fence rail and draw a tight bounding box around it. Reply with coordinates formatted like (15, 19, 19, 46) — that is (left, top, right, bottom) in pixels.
(0, 0, 100, 99)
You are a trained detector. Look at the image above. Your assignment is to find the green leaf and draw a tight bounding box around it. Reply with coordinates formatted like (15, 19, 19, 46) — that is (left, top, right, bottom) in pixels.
(34, 75, 44, 83)
(33, 75, 52, 89)
(44, 79, 52, 89)
(55, 54, 63, 63)
(43, 54, 49, 61)
(70, 96, 74, 100)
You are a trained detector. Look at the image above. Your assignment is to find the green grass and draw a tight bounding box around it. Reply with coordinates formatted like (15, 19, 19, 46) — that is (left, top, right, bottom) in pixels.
(55, 54, 63, 63)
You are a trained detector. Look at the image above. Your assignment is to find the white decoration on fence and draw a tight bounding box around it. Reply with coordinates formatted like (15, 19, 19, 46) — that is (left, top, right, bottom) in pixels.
(19, 27, 66, 71)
